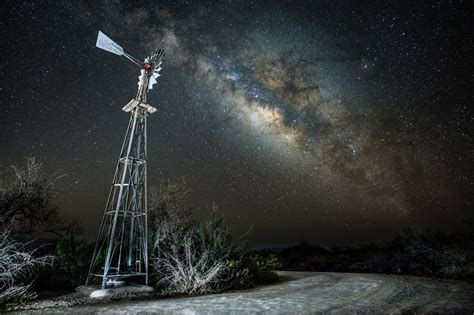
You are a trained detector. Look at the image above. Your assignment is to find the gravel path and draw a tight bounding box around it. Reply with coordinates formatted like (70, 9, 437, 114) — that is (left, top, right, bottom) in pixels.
(11, 271, 474, 314)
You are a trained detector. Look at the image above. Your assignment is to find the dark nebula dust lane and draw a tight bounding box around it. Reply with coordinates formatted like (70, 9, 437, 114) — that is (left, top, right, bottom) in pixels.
(1, 1, 473, 246)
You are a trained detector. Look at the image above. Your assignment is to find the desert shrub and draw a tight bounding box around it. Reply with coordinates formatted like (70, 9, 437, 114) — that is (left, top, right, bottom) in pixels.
(149, 180, 279, 295)
(54, 236, 94, 287)
(194, 204, 242, 263)
(249, 253, 281, 271)
(151, 205, 238, 294)
(269, 229, 473, 281)
(383, 229, 473, 278)
(221, 253, 281, 290)
(220, 257, 253, 290)
(154, 232, 227, 294)
(0, 227, 53, 308)
(152, 223, 280, 294)
(0, 158, 86, 293)
(248, 253, 281, 284)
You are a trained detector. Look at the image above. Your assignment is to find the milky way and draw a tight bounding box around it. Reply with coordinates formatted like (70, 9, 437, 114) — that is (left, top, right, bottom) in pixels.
(1, 1, 472, 246)
(129, 6, 468, 216)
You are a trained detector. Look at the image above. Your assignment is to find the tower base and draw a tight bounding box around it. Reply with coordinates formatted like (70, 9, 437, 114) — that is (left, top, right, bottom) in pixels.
(76, 283, 154, 299)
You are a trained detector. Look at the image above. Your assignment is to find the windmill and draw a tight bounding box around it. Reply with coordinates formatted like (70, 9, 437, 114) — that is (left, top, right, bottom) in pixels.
(86, 31, 165, 289)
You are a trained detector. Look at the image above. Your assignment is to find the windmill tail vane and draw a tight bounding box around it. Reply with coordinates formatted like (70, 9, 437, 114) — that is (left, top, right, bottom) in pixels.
(96, 31, 165, 109)
(87, 31, 165, 289)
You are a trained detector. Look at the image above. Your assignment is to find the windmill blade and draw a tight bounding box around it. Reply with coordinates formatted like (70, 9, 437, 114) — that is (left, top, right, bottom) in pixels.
(148, 75, 157, 90)
(96, 31, 124, 56)
(147, 49, 165, 64)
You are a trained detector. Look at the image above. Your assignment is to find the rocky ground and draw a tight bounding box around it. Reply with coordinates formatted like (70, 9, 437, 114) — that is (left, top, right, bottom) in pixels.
(8, 271, 474, 314)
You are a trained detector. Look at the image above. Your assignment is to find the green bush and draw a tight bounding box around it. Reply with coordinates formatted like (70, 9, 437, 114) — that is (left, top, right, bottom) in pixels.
(250, 253, 281, 284)
(221, 257, 254, 290)
(220, 253, 281, 291)
(54, 236, 94, 287)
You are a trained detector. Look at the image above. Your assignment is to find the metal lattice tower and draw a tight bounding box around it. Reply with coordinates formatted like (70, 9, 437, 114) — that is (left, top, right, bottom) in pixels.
(87, 31, 165, 288)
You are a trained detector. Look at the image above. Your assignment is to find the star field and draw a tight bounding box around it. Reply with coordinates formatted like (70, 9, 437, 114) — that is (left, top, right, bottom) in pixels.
(1, 1, 473, 246)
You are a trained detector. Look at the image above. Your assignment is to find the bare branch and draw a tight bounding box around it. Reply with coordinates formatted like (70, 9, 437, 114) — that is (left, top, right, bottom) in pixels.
(0, 227, 53, 306)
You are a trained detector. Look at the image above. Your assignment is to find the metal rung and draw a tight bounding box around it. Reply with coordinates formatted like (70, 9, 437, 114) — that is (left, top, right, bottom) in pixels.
(119, 157, 146, 165)
(105, 210, 127, 215)
(105, 210, 146, 216)
(90, 272, 147, 279)
(113, 183, 129, 186)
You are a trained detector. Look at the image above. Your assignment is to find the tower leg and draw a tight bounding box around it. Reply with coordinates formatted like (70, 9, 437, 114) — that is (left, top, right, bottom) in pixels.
(87, 108, 149, 288)
(101, 111, 138, 288)
(144, 117, 149, 286)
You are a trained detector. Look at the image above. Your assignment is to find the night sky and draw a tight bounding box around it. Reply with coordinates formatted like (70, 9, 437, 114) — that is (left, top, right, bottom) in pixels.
(1, 1, 473, 247)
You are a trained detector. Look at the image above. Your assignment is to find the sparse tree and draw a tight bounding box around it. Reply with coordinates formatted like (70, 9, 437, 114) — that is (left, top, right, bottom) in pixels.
(0, 157, 75, 237)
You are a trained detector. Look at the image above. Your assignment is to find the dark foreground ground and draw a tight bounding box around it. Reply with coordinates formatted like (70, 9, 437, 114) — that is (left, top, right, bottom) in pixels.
(10, 271, 474, 314)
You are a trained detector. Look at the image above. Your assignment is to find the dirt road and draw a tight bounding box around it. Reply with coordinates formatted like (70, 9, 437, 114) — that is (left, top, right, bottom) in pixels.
(13, 271, 474, 314)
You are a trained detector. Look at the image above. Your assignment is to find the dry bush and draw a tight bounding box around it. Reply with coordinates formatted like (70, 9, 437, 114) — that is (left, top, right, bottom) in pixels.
(149, 180, 279, 295)
(150, 202, 237, 295)
(152, 233, 227, 294)
(0, 227, 53, 306)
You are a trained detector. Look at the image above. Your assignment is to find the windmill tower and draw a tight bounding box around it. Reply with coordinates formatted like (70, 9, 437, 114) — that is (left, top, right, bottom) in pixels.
(86, 31, 164, 289)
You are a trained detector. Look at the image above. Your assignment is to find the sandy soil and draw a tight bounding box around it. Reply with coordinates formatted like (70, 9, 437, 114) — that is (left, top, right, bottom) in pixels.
(10, 271, 474, 314)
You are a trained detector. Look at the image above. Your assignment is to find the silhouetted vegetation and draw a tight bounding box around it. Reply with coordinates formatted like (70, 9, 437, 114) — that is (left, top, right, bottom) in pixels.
(260, 230, 474, 281)
(2, 158, 472, 311)
(53, 236, 95, 287)
(0, 157, 77, 238)
(0, 158, 78, 308)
